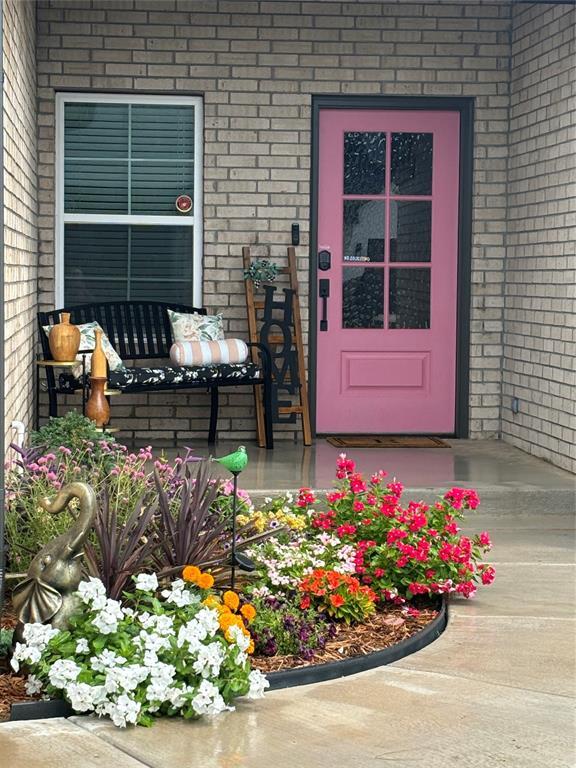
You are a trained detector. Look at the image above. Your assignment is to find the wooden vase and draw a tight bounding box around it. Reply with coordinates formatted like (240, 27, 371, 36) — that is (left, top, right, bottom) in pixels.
(91, 329, 107, 378)
(86, 377, 110, 428)
(48, 312, 80, 362)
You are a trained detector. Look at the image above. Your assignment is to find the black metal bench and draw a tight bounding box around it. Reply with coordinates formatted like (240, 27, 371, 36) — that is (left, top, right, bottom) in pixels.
(37, 301, 274, 447)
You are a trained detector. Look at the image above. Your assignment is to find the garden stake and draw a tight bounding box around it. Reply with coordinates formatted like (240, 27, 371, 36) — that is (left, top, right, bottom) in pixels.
(215, 446, 253, 590)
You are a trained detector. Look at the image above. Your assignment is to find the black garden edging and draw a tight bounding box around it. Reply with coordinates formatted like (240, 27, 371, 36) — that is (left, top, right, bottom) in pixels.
(266, 597, 448, 691)
(9, 599, 447, 720)
(10, 697, 73, 721)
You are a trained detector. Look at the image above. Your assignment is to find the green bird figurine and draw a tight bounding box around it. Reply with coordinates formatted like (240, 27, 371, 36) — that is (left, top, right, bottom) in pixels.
(215, 445, 248, 474)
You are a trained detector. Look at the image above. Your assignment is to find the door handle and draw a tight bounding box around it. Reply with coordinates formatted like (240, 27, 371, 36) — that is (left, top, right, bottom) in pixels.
(319, 279, 330, 331)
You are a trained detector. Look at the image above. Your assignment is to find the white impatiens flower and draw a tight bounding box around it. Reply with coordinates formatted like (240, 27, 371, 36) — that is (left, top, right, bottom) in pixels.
(10, 642, 39, 672)
(22, 623, 60, 648)
(176, 609, 219, 651)
(194, 607, 220, 637)
(191, 679, 233, 717)
(91, 598, 125, 635)
(145, 661, 177, 705)
(166, 684, 194, 709)
(10, 623, 60, 672)
(48, 659, 82, 689)
(104, 664, 149, 695)
(226, 624, 251, 653)
(161, 578, 198, 608)
(103, 693, 141, 728)
(66, 682, 108, 713)
(135, 629, 171, 655)
(192, 642, 226, 679)
(133, 573, 159, 592)
(91, 649, 127, 673)
(75, 638, 90, 654)
(77, 577, 107, 609)
(24, 675, 43, 695)
(234, 650, 248, 668)
(139, 612, 174, 637)
(246, 669, 270, 699)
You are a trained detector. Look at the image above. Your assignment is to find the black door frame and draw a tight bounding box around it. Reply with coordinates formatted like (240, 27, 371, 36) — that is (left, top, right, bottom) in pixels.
(309, 95, 474, 438)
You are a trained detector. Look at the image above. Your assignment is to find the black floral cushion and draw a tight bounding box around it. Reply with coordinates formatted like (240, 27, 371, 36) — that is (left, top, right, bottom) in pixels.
(58, 363, 262, 393)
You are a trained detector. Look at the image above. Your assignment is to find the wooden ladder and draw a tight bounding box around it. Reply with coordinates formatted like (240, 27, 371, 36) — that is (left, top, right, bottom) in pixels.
(243, 245, 312, 447)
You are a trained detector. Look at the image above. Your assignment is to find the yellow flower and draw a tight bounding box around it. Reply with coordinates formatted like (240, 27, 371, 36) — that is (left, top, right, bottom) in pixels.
(182, 565, 201, 584)
(197, 572, 214, 589)
(240, 603, 256, 622)
(202, 595, 221, 610)
(223, 590, 240, 611)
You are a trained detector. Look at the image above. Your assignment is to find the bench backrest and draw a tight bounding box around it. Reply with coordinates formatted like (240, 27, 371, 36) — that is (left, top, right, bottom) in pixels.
(38, 301, 205, 362)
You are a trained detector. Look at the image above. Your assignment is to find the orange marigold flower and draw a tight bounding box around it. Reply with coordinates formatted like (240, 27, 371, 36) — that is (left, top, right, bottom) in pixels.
(182, 565, 201, 583)
(197, 572, 214, 589)
(240, 603, 256, 622)
(223, 590, 240, 611)
(219, 612, 242, 631)
(247, 639, 255, 655)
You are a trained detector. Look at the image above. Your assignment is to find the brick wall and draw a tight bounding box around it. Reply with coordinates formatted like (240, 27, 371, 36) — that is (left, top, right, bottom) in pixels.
(501, 2, 576, 473)
(3, 0, 38, 451)
(36, 0, 512, 444)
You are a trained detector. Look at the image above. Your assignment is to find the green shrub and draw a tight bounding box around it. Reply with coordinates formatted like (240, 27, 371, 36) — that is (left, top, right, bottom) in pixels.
(30, 412, 116, 456)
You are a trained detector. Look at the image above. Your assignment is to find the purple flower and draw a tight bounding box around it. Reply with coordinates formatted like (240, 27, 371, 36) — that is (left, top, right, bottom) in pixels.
(264, 639, 278, 656)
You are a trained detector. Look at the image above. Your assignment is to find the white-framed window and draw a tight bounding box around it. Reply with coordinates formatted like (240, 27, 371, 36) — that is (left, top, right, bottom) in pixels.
(55, 93, 203, 307)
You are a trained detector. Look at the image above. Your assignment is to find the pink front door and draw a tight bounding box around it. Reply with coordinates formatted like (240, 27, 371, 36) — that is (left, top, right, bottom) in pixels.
(316, 109, 460, 434)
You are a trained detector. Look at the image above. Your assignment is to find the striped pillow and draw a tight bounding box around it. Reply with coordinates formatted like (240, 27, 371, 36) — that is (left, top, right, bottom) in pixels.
(170, 339, 249, 367)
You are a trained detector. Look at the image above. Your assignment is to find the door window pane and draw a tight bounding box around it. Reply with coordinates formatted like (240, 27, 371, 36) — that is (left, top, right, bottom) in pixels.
(344, 132, 386, 195)
(390, 201, 432, 262)
(64, 224, 193, 305)
(389, 268, 431, 329)
(343, 200, 385, 263)
(391, 133, 433, 195)
(343, 267, 384, 329)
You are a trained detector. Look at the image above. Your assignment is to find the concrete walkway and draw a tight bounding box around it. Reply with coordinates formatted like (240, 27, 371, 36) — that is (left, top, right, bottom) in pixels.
(1, 441, 575, 767)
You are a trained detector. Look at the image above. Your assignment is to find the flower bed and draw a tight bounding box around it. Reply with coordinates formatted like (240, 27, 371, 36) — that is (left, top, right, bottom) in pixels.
(2, 418, 495, 728)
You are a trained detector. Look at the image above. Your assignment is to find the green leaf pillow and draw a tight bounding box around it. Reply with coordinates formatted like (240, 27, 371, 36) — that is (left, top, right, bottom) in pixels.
(168, 309, 225, 342)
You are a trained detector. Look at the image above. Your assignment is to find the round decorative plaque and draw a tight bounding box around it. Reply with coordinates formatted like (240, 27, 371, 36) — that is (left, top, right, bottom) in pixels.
(175, 194, 193, 213)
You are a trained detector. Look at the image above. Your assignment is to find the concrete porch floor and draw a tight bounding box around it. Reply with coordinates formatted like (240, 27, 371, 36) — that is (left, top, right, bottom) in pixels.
(159, 437, 574, 495)
(1, 440, 574, 767)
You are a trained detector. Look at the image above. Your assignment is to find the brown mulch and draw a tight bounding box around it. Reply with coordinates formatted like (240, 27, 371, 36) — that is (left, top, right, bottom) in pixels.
(251, 602, 439, 674)
(0, 600, 438, 721)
